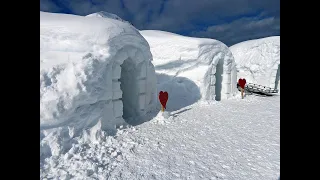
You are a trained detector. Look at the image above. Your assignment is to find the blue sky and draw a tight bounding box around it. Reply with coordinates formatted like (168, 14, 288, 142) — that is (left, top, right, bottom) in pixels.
(40, 0, 279, 46)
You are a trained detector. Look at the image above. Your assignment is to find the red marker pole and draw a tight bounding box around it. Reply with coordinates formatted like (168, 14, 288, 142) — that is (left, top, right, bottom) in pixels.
(238, 78, 246, 99)
(241, 88, 244, 99)
(242, 79, 246, 99)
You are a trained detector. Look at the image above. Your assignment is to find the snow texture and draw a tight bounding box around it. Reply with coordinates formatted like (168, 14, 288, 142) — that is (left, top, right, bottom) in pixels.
(230, 36, 280, 89)
(140, 30, 238, 101)
(40, 11, 157, 135)
(86, 11, 131, 25)
(41, 95, 280, 180)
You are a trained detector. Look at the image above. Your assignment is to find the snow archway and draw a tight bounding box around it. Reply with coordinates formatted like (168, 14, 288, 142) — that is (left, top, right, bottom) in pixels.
(120, 57, 139, 119)
(214, 58, 224, 101)
(40, 12, 157, 134)
(273, 64, 280, 90)
(141, 30, 238, 101)
(108, 46, 156, 125)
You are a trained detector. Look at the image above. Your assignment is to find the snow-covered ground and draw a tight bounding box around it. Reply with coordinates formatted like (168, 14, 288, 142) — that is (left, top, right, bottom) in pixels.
(230, 36, 280, 89)
(41, 95, 280, 180)
(40, 11, 280, 180)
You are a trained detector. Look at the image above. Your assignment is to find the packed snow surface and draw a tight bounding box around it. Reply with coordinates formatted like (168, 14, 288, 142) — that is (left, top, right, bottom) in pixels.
(41, 95, 280, 180)
(141, 30, 238, 101)
(230, 36, 280, 89)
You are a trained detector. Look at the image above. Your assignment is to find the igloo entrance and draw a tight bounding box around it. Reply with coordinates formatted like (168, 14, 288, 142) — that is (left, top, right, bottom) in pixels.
(111, 49, 153, 125)
(215, 59, 224, 101)
(120, 57, 140, 120)
(274, 64, 280, 90)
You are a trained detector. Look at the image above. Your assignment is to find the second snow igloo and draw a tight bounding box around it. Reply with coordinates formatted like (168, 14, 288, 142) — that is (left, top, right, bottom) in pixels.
(230, 36, 280, 90)
(141, 30, 238, 101)
(40, 12, 157, 133)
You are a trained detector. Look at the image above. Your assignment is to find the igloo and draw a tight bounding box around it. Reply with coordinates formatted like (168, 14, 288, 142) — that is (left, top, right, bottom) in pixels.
(140, 30, 238, 101)
(40, 12, 157, 133)
(230, 36, 280, 90)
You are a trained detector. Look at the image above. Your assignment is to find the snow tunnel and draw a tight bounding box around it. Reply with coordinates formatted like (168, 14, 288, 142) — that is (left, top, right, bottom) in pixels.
(40, 11, 157, 133)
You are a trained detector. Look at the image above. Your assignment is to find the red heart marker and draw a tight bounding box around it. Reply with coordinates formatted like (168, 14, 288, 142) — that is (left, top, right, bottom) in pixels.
(158, 91, 169, 109)
(238, 78, 246, 89)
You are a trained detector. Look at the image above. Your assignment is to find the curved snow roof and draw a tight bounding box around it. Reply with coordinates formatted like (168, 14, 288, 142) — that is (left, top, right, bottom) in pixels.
(141, 30, 230, 64)
(40, 11, 147, 54)
(141, 30, 238, 101)
(230, 36, 280, 87)
(86, 11, 129, 24)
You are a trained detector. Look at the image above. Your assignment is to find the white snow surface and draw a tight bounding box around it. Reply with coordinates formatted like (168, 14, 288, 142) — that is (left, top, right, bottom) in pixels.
(141, 30, 238, 101)
(86, 11, 131, 25)
(40, 11, 157, 138)
(41, 95, 280, 180)
(230, 36, 280, 89)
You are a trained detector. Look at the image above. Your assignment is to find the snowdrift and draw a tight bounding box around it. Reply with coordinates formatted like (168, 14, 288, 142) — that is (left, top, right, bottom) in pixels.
(230, 36, 280, 90)
(40, 11, 157, 133)
(141, 30, 238, 101)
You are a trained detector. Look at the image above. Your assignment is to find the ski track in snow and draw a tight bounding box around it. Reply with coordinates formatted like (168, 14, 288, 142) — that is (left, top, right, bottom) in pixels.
(41, 95, 280, 180)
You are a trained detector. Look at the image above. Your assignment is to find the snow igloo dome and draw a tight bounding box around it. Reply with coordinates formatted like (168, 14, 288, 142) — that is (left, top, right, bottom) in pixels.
(40, 12, 157, 133)
(141, 30, 238, 101)
(230, 36, 280, 90)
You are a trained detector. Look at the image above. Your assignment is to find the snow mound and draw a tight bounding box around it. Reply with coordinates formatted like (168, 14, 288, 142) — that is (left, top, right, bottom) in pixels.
(40, 11, 157, 133)
(86, 11, 130, 24)
(230, 36, 280, 89)
(141, 30, 238, 101)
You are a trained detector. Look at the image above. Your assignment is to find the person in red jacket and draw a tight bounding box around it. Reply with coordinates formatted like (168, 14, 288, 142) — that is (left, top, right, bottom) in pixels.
(238, 78, 246, 99)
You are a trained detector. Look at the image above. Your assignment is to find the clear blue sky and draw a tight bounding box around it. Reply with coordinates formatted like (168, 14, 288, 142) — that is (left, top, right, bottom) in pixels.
(40, 0, 279, 46)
